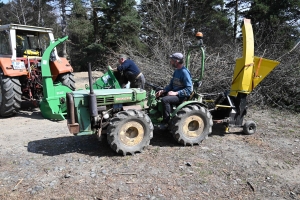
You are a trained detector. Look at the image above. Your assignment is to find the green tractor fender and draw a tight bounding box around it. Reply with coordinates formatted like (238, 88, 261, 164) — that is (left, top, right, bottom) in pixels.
(88, 66, 122, 90)
(170, 101, 207, 118)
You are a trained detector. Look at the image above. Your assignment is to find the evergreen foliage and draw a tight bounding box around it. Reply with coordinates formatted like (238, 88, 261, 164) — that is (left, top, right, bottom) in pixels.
(97, 0, 141, 50)
(244, 0, 300, 48)
(68, 0, 95, 71)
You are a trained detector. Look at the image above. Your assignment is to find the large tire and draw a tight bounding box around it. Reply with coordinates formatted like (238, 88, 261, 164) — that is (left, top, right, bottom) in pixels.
(107, 110, 154, 155)
(57, 72, 76, 90)
(171, 104, 213, 146)
(0, 70, 22, 117)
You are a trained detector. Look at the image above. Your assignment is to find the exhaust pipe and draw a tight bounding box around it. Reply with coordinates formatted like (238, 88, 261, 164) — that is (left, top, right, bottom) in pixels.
(88, 63, 98, 117)
(66, 92, 79, 134)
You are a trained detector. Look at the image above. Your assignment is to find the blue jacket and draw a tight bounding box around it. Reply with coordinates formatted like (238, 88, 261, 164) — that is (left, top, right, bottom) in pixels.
(164, 66, 193, 98)
(117, 59, 140, 77)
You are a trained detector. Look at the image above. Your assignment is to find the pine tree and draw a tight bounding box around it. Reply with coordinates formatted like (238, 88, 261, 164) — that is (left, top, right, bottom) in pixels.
(68, 0, 95, 70)
(185, 0, 232, 46)
(97, 0, 142, 51)
(244, 0, 300, 49)
(225, 0, 251, 40)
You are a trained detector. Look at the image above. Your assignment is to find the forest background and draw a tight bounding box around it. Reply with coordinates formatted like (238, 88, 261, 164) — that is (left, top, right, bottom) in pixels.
(0, 0, 299, 111)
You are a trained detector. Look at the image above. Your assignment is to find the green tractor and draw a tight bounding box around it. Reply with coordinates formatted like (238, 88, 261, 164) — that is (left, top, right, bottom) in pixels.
(66, 19, 280, 155)
(67, 63, 153, 155)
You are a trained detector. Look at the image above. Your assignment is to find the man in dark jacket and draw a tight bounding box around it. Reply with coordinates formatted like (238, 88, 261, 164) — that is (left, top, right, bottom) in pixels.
(155, 52, 193, 127)
(112, 54, 145, 89)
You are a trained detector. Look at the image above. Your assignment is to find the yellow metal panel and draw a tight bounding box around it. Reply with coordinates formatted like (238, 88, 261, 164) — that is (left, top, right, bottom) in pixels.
(230, 58, 254, 96)
(252, 56, 280, 89)
(230, 19, 254, 97)
(229, 19, 280, 97)
(242, 19, 254, 65)
(215, 105, 232, 108)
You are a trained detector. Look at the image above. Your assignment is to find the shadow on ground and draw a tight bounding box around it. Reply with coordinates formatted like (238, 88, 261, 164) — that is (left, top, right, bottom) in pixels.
(17, 101, 45, 120)
(18, 101, 66, 121)
(27, 134, 117, 157)
(27, 124, 245, 157)
(27, 129, 181, 157)
(17, 110, 45, 120)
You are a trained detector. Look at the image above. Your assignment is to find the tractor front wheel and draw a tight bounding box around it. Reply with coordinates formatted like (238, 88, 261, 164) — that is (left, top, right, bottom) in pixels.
(171, 104, 213, 145)
(107, 110, 154, 155)
(58, 72, 76, 90)
(0, 69, 22, 117)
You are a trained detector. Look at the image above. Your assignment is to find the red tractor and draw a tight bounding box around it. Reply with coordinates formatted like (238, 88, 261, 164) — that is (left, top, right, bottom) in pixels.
(0, 24, 75, 117)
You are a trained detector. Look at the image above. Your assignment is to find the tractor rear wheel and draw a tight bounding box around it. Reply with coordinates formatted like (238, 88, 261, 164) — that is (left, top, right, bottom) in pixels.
(58, 72, 76, 90)
(0, 70, 22, 117)
(107, 110, 153, 155)
(171, 104, 213, 145)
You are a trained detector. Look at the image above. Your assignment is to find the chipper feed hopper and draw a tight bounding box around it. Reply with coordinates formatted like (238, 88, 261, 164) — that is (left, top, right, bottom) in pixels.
(208, 19, 280, 134)
(66, 19, 279, 155)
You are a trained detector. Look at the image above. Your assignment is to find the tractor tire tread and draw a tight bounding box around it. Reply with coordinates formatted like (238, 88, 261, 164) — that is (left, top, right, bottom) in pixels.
(171, 104, 212, 146)
(0, 70, 22, 117)
(107, 110, 153, 155)
(58, 72, 76, 91)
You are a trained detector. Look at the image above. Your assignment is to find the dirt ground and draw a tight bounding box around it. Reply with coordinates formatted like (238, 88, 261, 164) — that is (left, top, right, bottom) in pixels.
(0, 72, 299, 200)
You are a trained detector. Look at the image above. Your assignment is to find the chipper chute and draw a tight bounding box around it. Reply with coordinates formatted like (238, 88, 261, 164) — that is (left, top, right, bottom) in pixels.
(230, 19, 280, 96)
(39, 36, 73, 120)
(212, 18, 280, 134)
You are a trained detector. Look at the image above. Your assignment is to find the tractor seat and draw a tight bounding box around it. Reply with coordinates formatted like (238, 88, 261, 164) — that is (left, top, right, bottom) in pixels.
(171, 91, 195, 109)
(187, 91, 195, 101)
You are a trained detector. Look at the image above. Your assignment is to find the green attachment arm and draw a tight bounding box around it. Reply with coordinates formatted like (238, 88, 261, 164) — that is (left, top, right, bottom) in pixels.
(186, 45, 205, 94)
(41, 36, 68, 98)
(39, 36, 72, 120)
(185, 46, 205, 82)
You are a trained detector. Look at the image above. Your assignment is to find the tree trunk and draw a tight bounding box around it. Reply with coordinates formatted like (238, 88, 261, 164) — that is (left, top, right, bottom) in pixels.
(234, 0, 238, 42)
(60, 0, 68, 58)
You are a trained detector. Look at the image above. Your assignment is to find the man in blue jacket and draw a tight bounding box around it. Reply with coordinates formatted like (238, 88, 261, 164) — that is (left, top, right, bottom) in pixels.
(112, 54, 145, 89)
(156, 52, 193, 126)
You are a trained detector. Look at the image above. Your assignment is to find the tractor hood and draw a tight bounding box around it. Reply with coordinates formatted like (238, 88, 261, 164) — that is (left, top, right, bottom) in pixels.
(71, 88, 147, 106)
(72, 88, 145, 97)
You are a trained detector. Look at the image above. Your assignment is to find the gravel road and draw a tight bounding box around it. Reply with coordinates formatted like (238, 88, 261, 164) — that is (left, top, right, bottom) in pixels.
(0, 72, 299, 200)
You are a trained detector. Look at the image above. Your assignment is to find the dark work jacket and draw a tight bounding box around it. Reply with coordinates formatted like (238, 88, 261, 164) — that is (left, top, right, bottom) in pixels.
(117, 59, 140, 81)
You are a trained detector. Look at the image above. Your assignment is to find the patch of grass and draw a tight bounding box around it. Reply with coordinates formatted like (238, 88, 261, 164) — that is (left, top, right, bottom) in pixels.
(284, 160, 293, 166)
(198, 169, 213, 177)
(155, 147, 160, 153)
(196, 162, 203, 167)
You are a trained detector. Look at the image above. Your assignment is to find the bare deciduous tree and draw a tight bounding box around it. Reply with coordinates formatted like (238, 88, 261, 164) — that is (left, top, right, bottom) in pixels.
(2, 0, 34, 24)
